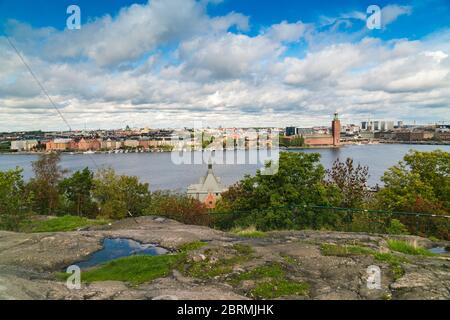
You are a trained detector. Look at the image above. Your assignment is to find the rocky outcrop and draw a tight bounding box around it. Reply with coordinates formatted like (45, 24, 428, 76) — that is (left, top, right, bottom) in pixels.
(0, 217, 448, 300)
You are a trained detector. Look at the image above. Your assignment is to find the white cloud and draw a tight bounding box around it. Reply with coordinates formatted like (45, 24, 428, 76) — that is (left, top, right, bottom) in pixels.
(265, 21, 309, 43)
(381, 5, 412, 28)
(0, 2, 449, 131)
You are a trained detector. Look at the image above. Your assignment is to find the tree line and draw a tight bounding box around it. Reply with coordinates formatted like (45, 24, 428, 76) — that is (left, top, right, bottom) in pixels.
(0, 150, 448, 239)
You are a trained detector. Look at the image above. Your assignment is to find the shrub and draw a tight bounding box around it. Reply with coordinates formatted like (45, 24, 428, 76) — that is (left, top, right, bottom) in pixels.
(144, 191, 211, 226)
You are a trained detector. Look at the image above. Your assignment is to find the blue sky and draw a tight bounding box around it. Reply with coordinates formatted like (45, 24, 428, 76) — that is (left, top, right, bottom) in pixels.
(0, 0, 449, 130)
(2, 0, 449, 38)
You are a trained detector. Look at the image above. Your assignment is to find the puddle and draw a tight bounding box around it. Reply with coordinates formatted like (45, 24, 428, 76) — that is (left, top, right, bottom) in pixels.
(428, 247, 449, 254)
(77, 238, 168, 269)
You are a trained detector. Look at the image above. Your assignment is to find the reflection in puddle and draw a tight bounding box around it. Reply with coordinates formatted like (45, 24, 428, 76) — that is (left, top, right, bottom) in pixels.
(77, 238, 168, 269)
(428, 247, 449, 254)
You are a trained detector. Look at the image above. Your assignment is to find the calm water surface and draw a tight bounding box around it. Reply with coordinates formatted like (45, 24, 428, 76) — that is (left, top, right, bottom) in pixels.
(77, 238, 168, 269)
(1, 144, 449, 190)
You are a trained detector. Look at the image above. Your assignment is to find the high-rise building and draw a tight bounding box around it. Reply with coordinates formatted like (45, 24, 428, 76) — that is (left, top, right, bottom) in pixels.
(285, 127, 296, 136)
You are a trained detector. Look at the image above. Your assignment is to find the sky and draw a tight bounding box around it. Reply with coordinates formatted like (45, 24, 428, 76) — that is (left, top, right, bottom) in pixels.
(0, 0, 449, 131)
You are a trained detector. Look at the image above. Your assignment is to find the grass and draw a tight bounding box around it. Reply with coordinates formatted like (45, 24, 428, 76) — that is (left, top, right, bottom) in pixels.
(230, 262, 309, 299)
(320, 243, 410, 280)
(250, 279, 309, 299)
(178, 241, 208, 252)
(21, 215, 110, 233)
(281, 254, 297, 265)
(80, 254, 182, 285)
(229, 263, 285, 285)
(231, 226, 266, 238)
(182, 244, 254, 279)
(387, 240, 436, 257)
(373, 252, 408, 280)
(321, 243, 374, 257)
(57, 240, 207, 285)
(232, 243, 254, 255)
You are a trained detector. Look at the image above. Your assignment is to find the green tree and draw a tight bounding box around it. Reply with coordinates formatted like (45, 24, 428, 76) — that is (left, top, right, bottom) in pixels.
(377, 150, 450, 238)
(59, 167, 97, 217)
(216, 152, 341, 230)
(326, 158, 371, 208)
(27, 153, 66, 215)
(93, 168, 150, 219)
(378, 150, 449, 213)
(0, 168, 33, 231)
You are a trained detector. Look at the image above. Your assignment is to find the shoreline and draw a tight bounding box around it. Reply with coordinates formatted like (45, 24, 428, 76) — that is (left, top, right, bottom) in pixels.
(1, 141, 450, 155)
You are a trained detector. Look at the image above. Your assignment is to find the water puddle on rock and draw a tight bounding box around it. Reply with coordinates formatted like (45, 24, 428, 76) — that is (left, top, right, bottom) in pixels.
(77, 238, 168, 269)
(428, 247, 449, 255)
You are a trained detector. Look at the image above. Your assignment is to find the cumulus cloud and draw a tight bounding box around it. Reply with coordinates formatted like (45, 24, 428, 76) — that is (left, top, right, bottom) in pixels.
(0, 1, 449, 131)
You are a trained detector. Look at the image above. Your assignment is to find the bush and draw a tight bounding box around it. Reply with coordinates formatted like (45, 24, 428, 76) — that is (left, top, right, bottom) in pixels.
(0, 168, 33, 231)
(144, 191, 211, 226)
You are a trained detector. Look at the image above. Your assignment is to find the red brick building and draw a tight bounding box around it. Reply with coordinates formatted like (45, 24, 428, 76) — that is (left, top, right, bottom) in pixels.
(303, 113, 341, 147)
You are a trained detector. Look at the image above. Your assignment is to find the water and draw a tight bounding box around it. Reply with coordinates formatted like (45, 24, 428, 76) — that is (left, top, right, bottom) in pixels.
(77, 238, 168, 269)
(0, 144, 449, 190)
(428, 247, 449, 255)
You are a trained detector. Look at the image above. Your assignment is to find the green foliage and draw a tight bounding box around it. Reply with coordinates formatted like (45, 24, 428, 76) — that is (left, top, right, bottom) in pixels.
(0, 168, 33, 231)
(373, 252, 408, 280)
(320, 243, 408, 280)
(81, 254, 182, 285)
(216, 152, 340, 230)
(144, 191, 210, 226)
(178, 241, 208, 252)
(20, 215, 109, 233)
(377, 150, 450, 238)
(182, 244, 254, 279)
(386, 219, 409, 235)
(0, 141, 11, 151)
(93, 168, 150, 219)
(327, 158, 371, 208)
(232, 243, 254, 255)
(321, 243, 374, 256)
(280, 136, 305, 147)
(59, 168, 97, 217)
(250, 279, 309, 299)
(231, 226, 266, 238)
(229, 262, 309, 299)
(230, 264, 285, 285)
(27, 153, 67, 215)
(387, 240, 435, 256)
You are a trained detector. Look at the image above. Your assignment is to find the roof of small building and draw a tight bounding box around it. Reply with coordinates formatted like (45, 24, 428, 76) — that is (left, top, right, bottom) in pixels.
(187, 163, 226, 193)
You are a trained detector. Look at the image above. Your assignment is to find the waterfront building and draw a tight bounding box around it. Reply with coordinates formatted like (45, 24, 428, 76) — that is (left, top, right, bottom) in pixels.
(77, 138, 101, 151)
(301, 113, 340, 147)
(10, 140, 39, 151)
(124, 139, 140, 148)
(45, 138, 72, 151)
(187, 163, 227, 209)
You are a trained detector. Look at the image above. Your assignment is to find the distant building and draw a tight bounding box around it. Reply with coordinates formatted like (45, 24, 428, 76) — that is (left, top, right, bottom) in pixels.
(10, 140, 39, 151)
(77, 138, 101, 151)
(395, 131, 433, 141)
(285, 127, 296, 136)
(124, 139, 140, 148)
(46, 138, 72, 151)
(187, 163, 227, 209)
(361, 120, 395, 132)
(303, 113, 340, 147)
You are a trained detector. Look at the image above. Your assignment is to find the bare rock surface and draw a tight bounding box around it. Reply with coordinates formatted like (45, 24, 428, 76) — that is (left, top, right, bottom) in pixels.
(0, 216, 448, 300)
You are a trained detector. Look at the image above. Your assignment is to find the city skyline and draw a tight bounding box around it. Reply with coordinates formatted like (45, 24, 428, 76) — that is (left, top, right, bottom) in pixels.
(1, 0, 450, 131)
